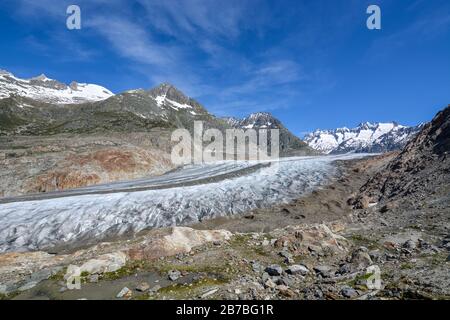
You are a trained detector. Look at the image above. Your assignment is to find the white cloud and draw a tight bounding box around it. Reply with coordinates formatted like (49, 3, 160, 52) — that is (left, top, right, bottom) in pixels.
(136, 0, 251, 39)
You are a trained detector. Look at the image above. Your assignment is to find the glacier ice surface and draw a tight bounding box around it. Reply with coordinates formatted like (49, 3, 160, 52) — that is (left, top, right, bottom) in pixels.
(0, 154, 369, 252)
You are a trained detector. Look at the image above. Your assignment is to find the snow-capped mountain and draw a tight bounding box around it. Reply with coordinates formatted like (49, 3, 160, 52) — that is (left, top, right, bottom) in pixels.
(304, 122, 421, 154)
(224, 112, 316, 155)
(0, 70, 113, 104)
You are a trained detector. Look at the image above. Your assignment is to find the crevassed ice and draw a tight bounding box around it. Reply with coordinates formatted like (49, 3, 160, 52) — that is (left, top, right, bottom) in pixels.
(0, 154, 368, 253)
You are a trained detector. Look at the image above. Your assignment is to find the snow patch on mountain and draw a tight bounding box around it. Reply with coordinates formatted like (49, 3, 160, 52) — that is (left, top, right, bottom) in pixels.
(154, 94, 194, 111)
(0, 70, 114, 104)
(150, 83, 196, 112)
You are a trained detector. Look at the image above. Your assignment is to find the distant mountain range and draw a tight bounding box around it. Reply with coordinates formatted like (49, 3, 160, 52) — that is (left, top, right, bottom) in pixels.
(0, 79, 225, 136)
(304, 122, 422, 154)
(0, 69, 313, 156)
(0, 69, 422, 156)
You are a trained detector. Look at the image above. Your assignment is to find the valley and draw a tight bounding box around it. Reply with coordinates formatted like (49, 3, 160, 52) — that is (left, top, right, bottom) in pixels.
(0, 69, 448, 301)
(0, 154, 368, 253)
(2, 149, 449, 301)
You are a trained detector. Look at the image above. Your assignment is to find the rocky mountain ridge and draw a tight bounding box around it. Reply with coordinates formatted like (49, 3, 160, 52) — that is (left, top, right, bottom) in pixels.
(357, 105, 450, 203)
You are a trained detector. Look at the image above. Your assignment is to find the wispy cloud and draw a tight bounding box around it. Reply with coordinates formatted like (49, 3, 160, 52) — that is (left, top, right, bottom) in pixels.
(220, 60, 304, 97)
(135, 0, 253, 40)
(86, 16, 176, 67)
(8, 0, 315, 115)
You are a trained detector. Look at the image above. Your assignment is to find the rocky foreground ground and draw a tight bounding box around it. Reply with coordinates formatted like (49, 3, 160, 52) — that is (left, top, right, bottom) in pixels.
(0, 153, 448, 300)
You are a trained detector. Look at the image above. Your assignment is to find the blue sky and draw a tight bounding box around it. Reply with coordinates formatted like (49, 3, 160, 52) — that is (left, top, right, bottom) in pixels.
(0, 0, 449, 136)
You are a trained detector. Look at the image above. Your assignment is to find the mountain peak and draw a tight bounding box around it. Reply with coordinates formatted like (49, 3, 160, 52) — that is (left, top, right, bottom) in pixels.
(149, 82, 182, 93)
(158, 82, 176, 89)
(148, 82, 193, 109)
(226, 112, 281, 130)
(357, 121, 375, 130)
(248, 112, 274, 119)
(150, 82, 181, 95)
(31, 74, 51, 82)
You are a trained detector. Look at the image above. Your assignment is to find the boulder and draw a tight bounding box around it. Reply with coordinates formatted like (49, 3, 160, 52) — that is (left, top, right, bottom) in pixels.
(65, 251, 127, 279)
(279, 251, 293, 260)
(286, 264, 309, 276)
(116, 287, 132, 299)
(168, 270, 182, 281)
(271, 223, 348, 257)
(353, 196, 370, 209)
(276, 277, 293, 287)
(251, 262, 263, 273)
(276, 285, 296, 298)
(341, 287, 358, 298)
(265, 264, 283, 276)
(126, 227, 232, 261)
(264, 278, 277, 289)
(136, 282, 150, 292)
(313, 265, 334, 278)
(403, 240, 417, 250)
(350, 248, 373, 267)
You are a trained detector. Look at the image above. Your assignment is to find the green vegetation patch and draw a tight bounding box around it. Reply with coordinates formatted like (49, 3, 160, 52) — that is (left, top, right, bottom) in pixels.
(349, 234, 380, 250)
(102, 260, 153, 281)
(49, 267, 67, 282)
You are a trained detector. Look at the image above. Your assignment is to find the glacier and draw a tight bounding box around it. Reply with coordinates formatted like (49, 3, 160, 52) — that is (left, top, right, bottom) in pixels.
(0, 154, 369, 253)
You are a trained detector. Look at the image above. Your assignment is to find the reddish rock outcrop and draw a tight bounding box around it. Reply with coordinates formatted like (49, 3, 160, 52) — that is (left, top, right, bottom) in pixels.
(23, 147, 173, 194)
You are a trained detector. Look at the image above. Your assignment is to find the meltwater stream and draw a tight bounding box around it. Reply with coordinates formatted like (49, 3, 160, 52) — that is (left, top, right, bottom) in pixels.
(0, 154, 369, 252)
